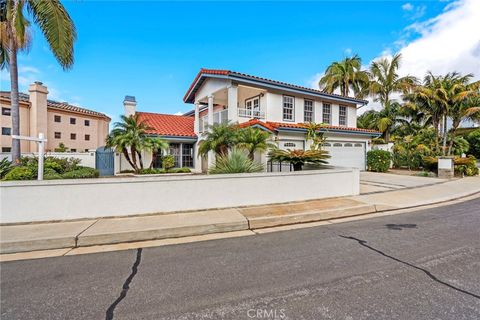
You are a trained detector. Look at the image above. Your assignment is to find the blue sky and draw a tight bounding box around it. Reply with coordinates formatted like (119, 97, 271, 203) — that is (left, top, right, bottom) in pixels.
(2, 0, 478, 124)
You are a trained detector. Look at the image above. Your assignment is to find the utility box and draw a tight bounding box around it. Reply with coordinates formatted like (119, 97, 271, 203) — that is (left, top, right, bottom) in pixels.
(438, 157, 454, 179)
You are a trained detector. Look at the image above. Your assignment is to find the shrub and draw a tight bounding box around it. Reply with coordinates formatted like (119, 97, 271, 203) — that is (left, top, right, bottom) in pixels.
(43, 168, 62, 180)
(367, 150, 391, 172)
(467, 129, 480, 158)
(268, 148, 330, 171)
(44, 160, 63, 173)
(3, 166, 35, 181)
(450, 136, 470, 156)
(138, 168, 166, 174)
(61, 166, 99, 179)
(372, 138, 386, 145)
(422, 155, 478, 176)
(0, 158, 12, 179)
(119, 169, 135, 173)
(162, 155, 175, 170)
(167, 167, 191, 173)
(210, 149, 264, 174)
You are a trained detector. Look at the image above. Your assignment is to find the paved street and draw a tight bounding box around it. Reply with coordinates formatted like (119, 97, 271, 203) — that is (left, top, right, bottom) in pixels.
(1, 198, 480, 320)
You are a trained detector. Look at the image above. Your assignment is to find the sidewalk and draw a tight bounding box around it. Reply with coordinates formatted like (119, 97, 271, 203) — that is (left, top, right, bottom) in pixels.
(1, 176, 479, 255)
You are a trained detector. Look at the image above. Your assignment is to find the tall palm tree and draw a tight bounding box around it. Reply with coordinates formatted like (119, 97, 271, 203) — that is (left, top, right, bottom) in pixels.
(237, 127, 275, 160)
(1, 0, 76, 164)
(106, 115, 152, 172)
(318, 54, 369, 98)
(368, 53, 417, 142)
(198, 123, 238, 157)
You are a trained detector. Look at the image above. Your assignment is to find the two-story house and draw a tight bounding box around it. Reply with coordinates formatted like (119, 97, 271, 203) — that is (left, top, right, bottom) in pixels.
(124, 69, 380, 173)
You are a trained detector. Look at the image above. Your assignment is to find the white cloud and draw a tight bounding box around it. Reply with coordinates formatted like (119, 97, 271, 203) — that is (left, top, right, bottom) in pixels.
(402, 3, 413, 11)
(174, 111, 183, 116)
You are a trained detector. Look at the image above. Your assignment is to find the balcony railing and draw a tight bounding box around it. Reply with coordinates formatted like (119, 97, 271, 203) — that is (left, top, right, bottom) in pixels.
(199, 109, 228, 133)
(238, 108, 265, 119)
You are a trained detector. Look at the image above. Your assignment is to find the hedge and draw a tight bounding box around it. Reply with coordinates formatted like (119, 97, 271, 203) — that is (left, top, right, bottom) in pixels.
(367, 150, 391, 172)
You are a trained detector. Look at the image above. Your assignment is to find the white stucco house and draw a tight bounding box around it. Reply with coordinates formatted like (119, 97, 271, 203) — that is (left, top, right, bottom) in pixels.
(119, 68, 381, 173)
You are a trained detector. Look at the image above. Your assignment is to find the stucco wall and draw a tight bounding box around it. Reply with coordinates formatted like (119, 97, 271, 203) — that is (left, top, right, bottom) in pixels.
(0, 151, 96, 168)
(0, 168, 360, 223)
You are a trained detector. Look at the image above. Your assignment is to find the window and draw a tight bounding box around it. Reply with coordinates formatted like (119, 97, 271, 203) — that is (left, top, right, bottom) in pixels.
(70, 117, 76, 125)
(304, 99, 314, 122)
(182, 144, 194, 168)
(84, 120, 90, 126)
(71, 149, 77, 152)
(2, 127, 11, 135)
(333, 143, 342, 147)
(2, 147, 11, 152)
(54, 132, 61, 139)
(324, 143, 332, 147)
(344, 143, 353, 147)
(245, 96, 260, 117)
(85, 134, 90, 141)
(322, 103, 331, 124)
(283, 95, 294, 121)
(2, 108, 11, 116)
(70, 133, 76, 140)
(169, 143, 181, 167)
(354, 143, 363, 147)
(54, 115, 61, 122)
(339, 105, 347, 126)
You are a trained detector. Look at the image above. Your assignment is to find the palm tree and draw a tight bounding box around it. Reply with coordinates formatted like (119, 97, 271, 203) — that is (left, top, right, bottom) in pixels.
(144, 137, 169, 169)
(106, 115, 152, 172)
(198, 122, 238, 157)
(237, 127, 275, 160)
(1, 0, 76, 164)
(209, 148, 264, 174)
(368, 53, 417, 142)
(318, 54, 369, 98)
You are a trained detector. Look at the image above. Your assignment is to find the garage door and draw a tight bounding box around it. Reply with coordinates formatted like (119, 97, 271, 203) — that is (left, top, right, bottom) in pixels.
(323, 141, 366, 170)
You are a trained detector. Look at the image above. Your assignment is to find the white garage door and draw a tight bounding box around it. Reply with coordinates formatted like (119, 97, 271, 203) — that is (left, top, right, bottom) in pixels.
(324, 141, 366, 170)
(278, 140, 305, 150)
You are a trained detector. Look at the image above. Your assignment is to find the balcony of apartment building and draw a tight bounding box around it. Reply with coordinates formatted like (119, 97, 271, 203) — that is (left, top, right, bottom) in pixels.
(194, 83, 267, 134)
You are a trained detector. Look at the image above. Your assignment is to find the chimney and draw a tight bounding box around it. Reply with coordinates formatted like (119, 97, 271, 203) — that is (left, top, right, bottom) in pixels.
(29, 81, 48, 151)
(123, 95, 136, 117)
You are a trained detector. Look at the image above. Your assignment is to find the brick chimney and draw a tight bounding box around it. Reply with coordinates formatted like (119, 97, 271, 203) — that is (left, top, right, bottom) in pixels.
(28, 81, 48, 151)
(123, 95, 136, 117)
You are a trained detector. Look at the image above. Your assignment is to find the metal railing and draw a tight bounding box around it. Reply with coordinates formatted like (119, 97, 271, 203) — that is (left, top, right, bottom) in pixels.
(238, 108, 265, 119)
(266, 161, 294, 172)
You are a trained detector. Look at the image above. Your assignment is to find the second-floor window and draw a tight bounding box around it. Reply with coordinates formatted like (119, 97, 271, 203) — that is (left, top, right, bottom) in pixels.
(2, 127, 11, 135)
(84, 120, 90, 126)
(70, 133, 76, 140)
(283, 95, 294, 121)
(322, 103, 331, 124)
(54, 115, 61, 122)
(339, 105, 347, 126)
(2, 108, 11, 116)
(70, 117, 76, 125)
(85, 134, 90, 141)
(304, 99, 314, 122)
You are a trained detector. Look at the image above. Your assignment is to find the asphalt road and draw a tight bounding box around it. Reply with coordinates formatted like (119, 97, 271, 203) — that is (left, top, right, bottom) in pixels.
(1, 198, 480, 320)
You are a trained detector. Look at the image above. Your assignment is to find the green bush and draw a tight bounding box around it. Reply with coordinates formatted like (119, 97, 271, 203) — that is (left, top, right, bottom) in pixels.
(44, 160, 63, 173)
(467, 129, 480, 158)
(367, 150, 391, 172)
(3, 166, 35, 181)
(167, 167, 191, 173)
(138, 168, 166, 174)
(162, 155, 175, 170)
(119, 169, 135, 173)
(423, 156, 478, 176)
(0, 158, 12, 179)
(210, 149, 264, 174)
(61, 166, 99, 179)
(268, 148, 330, 171)
(43, 168, 62, 180)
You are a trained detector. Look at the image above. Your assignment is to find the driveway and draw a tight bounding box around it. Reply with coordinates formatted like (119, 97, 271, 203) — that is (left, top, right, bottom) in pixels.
(360, 171, 447, 194)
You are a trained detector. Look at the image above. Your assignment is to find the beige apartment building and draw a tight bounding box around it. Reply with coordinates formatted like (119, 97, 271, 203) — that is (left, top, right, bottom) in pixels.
(1, 82, 110, 153)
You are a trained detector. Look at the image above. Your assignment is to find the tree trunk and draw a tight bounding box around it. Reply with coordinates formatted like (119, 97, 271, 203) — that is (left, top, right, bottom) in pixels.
(136, 150, 144, 169)
(121, 148, 136, 171)
(293, 163, 303, 171)
(149, 151, 156, 169)
(442, 115, 448, 156)
(8, 36, 21, 164)
(130, 146, 139, 172)
(447, 121, 460, 156)
(248, 150, 255, 161)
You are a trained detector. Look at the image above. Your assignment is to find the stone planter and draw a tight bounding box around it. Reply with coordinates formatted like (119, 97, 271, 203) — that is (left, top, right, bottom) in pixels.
(437, 156, 454, 179)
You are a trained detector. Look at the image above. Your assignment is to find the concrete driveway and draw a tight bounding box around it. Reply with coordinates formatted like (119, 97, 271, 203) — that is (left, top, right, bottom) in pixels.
(360, 171, 447, 194)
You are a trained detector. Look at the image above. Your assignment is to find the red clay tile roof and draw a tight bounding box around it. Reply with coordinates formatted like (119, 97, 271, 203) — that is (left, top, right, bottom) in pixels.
(136, 112, 196, 138)
(0, 91, 111, 121)
(240, 119, 381, 135)
(0, 91, 110, 119)
(183, 68, 368, 105)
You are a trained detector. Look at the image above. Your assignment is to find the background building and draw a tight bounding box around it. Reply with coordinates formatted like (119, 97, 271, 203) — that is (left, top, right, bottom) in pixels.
(0, 82, 110, 153)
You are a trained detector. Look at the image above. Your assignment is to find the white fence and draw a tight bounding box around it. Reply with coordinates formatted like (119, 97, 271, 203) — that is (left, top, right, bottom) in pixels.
(0, 168, 359, 224)
(0, 151, 96, 168)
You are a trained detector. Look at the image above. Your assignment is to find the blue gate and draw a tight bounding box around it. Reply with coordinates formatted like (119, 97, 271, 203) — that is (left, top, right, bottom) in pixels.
(96, 146, 114, 176)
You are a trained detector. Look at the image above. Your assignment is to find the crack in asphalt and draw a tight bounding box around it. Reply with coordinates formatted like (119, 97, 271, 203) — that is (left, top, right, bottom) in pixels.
(105, 248, 143, 320)
(339, 235, 480, 300)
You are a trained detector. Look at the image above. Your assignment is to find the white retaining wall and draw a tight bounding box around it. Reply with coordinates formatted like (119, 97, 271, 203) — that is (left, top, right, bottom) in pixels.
(0, 168, 360, 224)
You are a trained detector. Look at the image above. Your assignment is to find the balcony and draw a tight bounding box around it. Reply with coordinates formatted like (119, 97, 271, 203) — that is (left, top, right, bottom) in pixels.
(199, 109, 228, 133)
(238, 108, 265, 119)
